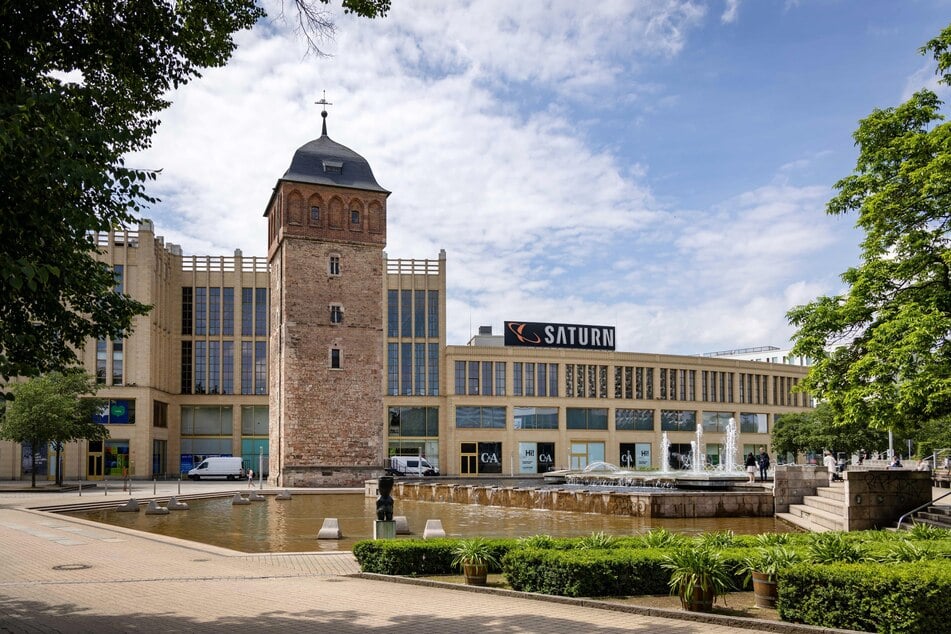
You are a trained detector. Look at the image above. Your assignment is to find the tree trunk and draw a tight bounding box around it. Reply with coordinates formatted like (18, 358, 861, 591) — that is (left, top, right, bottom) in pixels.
(30, 440, 37, 488)
(55, 443, 63, 486)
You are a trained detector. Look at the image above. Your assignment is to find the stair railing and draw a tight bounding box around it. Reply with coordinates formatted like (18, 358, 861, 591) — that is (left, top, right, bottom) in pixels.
(896, 490, 951, 530)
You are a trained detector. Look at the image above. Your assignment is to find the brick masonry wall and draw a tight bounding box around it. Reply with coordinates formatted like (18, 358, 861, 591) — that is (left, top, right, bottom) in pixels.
(269, 193, 386, 487)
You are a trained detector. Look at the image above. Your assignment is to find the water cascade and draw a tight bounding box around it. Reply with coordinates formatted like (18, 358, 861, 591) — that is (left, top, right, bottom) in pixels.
(660, 432, 671, 473)
(692, 425, 704, 473)
(723, 417, 739, 473)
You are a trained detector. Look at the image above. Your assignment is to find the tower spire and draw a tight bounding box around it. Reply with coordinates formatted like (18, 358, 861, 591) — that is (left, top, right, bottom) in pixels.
(315, 90, 333, 136)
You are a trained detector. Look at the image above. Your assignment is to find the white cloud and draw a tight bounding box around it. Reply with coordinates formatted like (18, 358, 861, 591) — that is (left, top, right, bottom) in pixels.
(721, 0, 741, 24)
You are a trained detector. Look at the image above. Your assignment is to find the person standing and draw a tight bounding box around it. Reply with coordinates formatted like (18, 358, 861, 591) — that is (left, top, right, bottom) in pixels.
(758, 447, 770, 482)
(823, 451, 837, 483)
(247, 468, 254, 488)
(745, 452, 757, 483)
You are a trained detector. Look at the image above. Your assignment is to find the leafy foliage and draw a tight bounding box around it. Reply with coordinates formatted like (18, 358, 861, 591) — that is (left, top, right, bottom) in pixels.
(639, 527, 685, 549)
(772, 403, 889, 458)
(575, 531, 617, 550)
(660, 545, 734, 604)
(787, 24, 951, 437)
(0, 370, 106, 486)
(0, 1, 388, 390)
(807, 532, 870, 564)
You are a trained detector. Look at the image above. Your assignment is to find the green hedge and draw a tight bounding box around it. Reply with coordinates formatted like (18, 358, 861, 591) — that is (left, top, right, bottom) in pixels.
(503, 547, 671, 597)
(779, 561, 951, 634)
(352, 538, 514, 575)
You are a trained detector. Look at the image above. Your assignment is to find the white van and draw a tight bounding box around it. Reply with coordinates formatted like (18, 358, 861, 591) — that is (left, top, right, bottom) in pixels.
(388, 456, 439, 476)
(187, 456, 245, 481)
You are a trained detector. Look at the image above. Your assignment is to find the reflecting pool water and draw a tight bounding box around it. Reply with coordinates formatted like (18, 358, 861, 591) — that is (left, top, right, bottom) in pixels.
(65, 493, 793, 553)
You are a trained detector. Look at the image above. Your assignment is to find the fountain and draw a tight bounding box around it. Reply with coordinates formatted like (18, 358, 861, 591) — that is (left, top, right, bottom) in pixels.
(723, 417, 739, 473)
(693, 425, 704, 473)
(660, 432, 671, 473)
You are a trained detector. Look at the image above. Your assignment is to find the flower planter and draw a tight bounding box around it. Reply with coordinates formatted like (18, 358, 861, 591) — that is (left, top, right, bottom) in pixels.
(680, 586, 715, 612)
(751, 571, 778, 608)
(462, 563, 488, 586)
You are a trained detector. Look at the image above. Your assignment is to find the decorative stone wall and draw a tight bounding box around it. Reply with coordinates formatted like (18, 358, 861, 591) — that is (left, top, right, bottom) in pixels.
(844, 470, 933, 531)
(773, 464, 828, 514)
(391, 482, 773, 518)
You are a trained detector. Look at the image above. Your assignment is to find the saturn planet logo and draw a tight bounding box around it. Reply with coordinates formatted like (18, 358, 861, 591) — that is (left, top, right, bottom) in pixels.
(507, 322, 542, 344)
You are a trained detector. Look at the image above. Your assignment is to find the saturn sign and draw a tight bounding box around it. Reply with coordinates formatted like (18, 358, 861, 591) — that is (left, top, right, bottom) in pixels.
(504, 321, 615, 351)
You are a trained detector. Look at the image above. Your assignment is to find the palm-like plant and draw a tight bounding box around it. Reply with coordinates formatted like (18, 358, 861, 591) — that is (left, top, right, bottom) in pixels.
(661, 545, 733, 611)
(640, 527, 684, 548)
(737, 546, 800, 583)
(451, 538, 500, 585)
(808, 532, 868, 564)
(576, 531, 616, 550)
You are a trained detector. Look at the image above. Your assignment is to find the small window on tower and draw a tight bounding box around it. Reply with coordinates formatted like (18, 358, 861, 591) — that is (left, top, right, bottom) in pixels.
(330, 304, 343, 324)
(329, 255, 340, 276)
(310, 206, 320, 222)
(350, 210, 360, 224)
(330, 348, 341, 369)
(322, 160, 343, 174)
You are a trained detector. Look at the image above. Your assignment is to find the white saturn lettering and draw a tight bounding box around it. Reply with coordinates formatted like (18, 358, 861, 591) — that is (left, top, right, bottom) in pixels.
(543, 325, 614, 348)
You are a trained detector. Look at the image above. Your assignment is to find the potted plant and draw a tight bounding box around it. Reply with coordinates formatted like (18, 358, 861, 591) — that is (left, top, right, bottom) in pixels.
(661, 545, 733, 612)
(451, 538, 500, 586)
(737, 545, 799, 608)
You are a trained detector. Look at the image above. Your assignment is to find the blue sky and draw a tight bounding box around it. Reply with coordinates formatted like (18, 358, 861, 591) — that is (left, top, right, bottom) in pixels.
(134, 0, 951, 354)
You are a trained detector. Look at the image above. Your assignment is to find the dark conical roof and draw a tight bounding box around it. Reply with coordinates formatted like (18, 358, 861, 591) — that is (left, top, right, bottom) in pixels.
(281, 133, 388, 194)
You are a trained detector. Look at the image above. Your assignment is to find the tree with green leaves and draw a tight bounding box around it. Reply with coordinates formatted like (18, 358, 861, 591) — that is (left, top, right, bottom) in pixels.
(788, 24, 951, 439)
(0, 1, 388, 393)
(772, 403, 889, 462)
(0, 371, 106, 487)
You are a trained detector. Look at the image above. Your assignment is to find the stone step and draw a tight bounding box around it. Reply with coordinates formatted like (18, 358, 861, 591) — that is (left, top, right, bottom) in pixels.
(775, 511, 836, 533)
(801, 494, 846, 515)
(915, 511, 951, 529)
(923, 505, 951, 518)
(786, 503, 844, 532)
(815, 485, 845, 502)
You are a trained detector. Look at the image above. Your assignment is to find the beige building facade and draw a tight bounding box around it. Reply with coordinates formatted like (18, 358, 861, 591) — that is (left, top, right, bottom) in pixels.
(0, 124, 813, 483)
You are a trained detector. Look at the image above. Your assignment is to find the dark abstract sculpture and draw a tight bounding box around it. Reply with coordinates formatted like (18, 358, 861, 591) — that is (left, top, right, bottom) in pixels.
(376, 475, 394, 521)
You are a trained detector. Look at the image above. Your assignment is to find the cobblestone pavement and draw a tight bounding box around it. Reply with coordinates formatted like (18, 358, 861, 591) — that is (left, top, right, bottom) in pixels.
(0, 482, 840, 633)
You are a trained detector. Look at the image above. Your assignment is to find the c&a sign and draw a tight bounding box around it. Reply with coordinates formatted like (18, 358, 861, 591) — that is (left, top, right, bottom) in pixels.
(504, 321, 615, 351)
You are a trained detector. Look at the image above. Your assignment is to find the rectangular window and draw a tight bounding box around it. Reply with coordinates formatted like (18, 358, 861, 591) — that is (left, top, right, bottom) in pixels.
(195, 287, 206, 335)
(549, 364, 558, 397)
(566, 407, 608, 430)
(329, 255, 340, 276)
(414, 290, 426, 337)
(208, 341, 220, 393)
(616, 408, 654, 431)
(565, 364, 574, 397)
(194, 341, 206, 394)
(112, 339, 123, 385)
(401, 343, 412, 395)
(414, 343, 425, 395)
(96, 339, 107, 384)
(208, 287, 220, 336)
(635, 367, 643, 399)
(389, 406, 439, 437)
(495, 362, 506, 396)
(241, 342, 253, 395)
(331, 348, 341, 369)
(350, 209, 360, 224)
(181, 341, 192, 394)
(468, 360, 479, 395)
(537, 364, 547, 397)
(702, 411, 732, 433)
(223, 342, 234, 394)
(454, 360, 465, 395)
(254, 341, 267, 394)
(310, 206, 320, 223)
(481, 361, 493, 396)
(660, 409, 697, 431)
(427, 291, 439, 337)
(525, 363, 535, 396)
(330, 304, 343, 324)
(222, 288, 234, 336)
(153, 401, 168, 428)
(513, 406, 559, 430)
(181, 287, 193, 335)
(387, 290, 398, 337)
(740, 412, 768, 434)
(513, 362, 523, 396)
(455, 406, 506, 429)
(428, 343, 439, 396)
(400, 290, 412, 337)
(254, 288, 267, 336)
(92, 399, 135, 424)
(113, 264, 124, 294)
(388, 344, 399, 395)
(242, 288, 253, 336)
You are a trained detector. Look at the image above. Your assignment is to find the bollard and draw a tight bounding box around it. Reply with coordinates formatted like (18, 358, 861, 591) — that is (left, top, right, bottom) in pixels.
(153, 478, 157, 495)
(78, 482, 82, 497)
(178, 478, 181, 495)
(104, 481, 108, 496)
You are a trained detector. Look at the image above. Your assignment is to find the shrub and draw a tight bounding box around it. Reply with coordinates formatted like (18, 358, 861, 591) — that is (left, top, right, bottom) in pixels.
(639, 527, 685, 549)
(780, 561, 951, 633)
(661, 545, 734, 605)
(576, 531, 617, 550)
(352, 538, 513, 575)
(808, 532, 870, 564)
(695, 530, 737, 549)
(503, 547, 670, 597)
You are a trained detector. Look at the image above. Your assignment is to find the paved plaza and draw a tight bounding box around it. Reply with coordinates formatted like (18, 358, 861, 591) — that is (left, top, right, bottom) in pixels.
(0, 481, 862, 633)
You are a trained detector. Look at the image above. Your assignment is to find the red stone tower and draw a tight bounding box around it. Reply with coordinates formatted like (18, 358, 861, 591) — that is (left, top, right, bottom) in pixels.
(265, 107, 389, 486)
